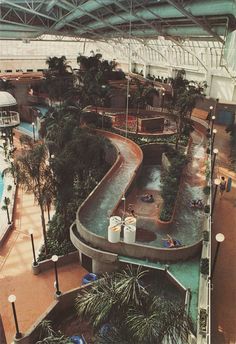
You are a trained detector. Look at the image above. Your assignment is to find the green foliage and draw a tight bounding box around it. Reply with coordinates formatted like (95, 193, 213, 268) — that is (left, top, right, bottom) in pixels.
(226, 124, 236, 171)
(203, 186, 210, 195)
(7, 185, 12, 191)
(76, 266, 193, 344)
(160, 149, 188, 221)
(36, 320, 73, 344)
(202, 231, 209, 242)
(200, 258, 209, 275)
(204, 205, 210, 213)
(199, 308, 207, 333)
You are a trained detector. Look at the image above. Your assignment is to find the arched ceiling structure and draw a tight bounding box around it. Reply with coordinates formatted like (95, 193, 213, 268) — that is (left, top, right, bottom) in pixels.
(0, 0, 235, 43)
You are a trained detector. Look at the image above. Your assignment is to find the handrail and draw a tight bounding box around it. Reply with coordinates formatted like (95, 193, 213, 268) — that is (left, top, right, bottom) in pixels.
(0, 111, 20, 127)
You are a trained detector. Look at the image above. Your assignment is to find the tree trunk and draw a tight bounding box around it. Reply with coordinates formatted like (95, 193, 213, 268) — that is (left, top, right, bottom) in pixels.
(47, 204, 51, 222)
(39, 203, 48, 255)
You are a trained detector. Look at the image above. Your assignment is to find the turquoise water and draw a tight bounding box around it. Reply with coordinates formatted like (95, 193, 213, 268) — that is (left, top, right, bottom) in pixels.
(80, 131, 206, 247)
(18, 121, 39, 139)
(119, 255, 200, 329)
(0, 174, 3, 201)
(33, 106, 48, 117)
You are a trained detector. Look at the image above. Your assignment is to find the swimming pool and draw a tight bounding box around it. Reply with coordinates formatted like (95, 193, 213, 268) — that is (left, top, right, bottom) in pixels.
(18, 121, 39, 139)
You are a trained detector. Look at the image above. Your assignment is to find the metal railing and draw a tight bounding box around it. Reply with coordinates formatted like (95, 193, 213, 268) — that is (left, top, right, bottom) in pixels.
(0, 111, 20, 127)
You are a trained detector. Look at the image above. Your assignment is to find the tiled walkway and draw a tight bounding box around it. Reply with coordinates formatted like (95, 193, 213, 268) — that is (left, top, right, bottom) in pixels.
(0, 137, 87, 343)
(211, 124, 236, 344)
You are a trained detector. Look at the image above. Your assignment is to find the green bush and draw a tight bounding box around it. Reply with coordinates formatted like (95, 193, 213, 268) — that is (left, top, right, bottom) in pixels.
(200, 258, 209, 275)
(203, 186, 210, 195)
(199, 308, 207, 333)
(204, 205, 210, 213)
(159, 150, 188, 222)
(202, 231, 209, 242)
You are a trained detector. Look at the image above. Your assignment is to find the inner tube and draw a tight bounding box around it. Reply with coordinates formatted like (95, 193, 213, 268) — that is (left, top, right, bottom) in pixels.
(163, 239, 182, 248)
(82, 273, 98, 285)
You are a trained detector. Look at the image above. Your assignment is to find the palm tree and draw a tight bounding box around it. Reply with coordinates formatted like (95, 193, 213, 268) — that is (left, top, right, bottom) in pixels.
(45, 56, 71, 75)
(130, 79, 158, 133)
(36, 320, 71, 344)
(170, 70, 206, 150)
(75, 266, 193, 344)
(0, 79, 15, 93)
(16, 144, 55, 255)
(2, 197, 11, 224)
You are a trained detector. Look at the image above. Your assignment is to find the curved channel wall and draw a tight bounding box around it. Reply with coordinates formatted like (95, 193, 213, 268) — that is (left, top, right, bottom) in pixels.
(72, 129, 204, 268)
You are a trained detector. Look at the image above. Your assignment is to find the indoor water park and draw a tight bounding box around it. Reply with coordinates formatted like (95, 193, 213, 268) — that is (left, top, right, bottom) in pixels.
(0, 1, 236, 344)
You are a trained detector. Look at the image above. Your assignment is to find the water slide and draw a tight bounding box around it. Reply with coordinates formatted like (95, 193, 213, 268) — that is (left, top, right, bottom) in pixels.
(79, 132, 143, 236)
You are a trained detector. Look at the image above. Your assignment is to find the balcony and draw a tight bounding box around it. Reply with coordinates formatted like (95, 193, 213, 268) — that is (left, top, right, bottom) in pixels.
(0, 111, 20, 128)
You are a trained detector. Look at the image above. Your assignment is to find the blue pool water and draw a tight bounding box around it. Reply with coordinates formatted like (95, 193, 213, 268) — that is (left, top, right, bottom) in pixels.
(33, 106, 48, 117)
(18, 121, 39, 139)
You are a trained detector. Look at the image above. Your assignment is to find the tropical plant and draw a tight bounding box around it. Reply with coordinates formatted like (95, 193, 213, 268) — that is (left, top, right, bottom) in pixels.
(199, 308, 207, 333)
(45, 56, 72, 75)
(2, 196, 11, 224)
(0, 78, 15, 93)
(160, 149, 188, 221)
(16, 144, 55, 255)
(75, 266, 193, 344)
(200, 258, 209, 275)
(36, 320, 72, 344)
(170, 70, 206, 150)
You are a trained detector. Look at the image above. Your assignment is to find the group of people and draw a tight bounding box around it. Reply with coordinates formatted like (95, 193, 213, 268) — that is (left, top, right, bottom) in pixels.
(162, 234, 181, 248)
(141, 193, 154, 203)
(190, 199, 204, 209)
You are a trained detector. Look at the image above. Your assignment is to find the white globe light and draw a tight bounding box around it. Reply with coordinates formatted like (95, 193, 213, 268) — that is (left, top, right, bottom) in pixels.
(216, 233, 225, 242)
(214, 178, 221, 186)
(28, 228, 33, 235)
(213, 148, 219, 154)
(8, 294, 16, 303)
(52, 255, 58, 262)
(213, 129, 217, 134)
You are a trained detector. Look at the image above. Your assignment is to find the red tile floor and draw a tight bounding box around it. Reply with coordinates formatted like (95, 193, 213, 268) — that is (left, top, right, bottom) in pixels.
(0, 136, 87, 343)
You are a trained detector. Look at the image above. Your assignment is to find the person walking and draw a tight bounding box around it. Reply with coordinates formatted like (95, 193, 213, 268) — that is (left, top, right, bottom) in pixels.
(219, 176, 226, 197)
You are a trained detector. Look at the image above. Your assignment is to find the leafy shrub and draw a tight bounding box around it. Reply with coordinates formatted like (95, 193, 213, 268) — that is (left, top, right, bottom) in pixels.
(203, 186, 210, 195)
(202, 231, 209, 242)
(204, 205, 210, 213)
(199, 308, 207, 333)
(159, 150, 188, 221)
(200, 258, 209, 275)
(7, 185, 12, 191)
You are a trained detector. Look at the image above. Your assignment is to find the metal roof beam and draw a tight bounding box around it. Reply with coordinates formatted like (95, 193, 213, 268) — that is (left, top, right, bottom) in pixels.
(1, 1, 55, 21)
(165, 0, 224, 43)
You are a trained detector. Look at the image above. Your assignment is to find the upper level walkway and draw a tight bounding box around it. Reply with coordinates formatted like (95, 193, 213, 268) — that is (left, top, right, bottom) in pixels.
(0, 111, 20, 128)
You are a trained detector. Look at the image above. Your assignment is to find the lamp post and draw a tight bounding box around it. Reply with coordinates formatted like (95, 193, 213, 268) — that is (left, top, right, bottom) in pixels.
(208, 106, 213, 125)
(211, 233, 225, 279)
(9, 157, 16, 185)
(211, 129, 217, 152)
(52, 255, 61, 296)
(28, 229, 37, 266)
(211, 178, 220, 216)
(161, 92, 165, 110)
(32, 122, 36, 142)
(121, 195, 126, 218)
(8, 295, 22, 339)
(211, 115, 216, 134)
(4, 196, 11, 224)
(211, 148, 218, 179)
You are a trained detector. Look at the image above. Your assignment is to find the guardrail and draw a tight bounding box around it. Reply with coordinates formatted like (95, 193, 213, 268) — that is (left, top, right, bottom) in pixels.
(0, 111, 20, 127)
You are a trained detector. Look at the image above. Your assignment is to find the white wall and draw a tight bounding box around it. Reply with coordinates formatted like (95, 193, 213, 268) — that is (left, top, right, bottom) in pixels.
(210, 75, 234, 101)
